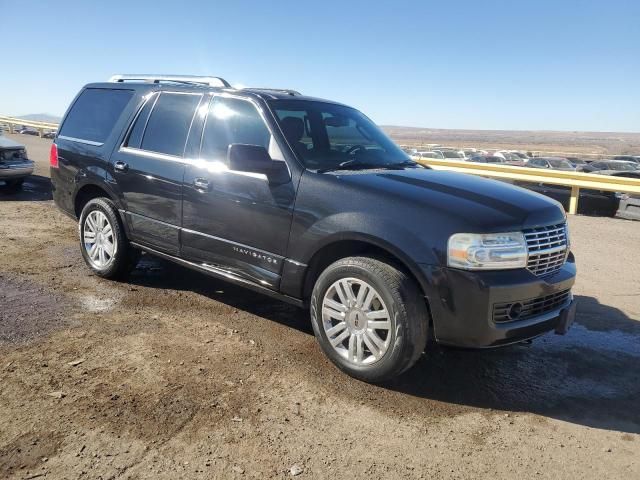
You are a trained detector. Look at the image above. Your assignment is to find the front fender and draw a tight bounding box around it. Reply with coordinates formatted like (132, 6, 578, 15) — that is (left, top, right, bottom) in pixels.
(281, 211, 442, 301)
(291, 211, 441, 266)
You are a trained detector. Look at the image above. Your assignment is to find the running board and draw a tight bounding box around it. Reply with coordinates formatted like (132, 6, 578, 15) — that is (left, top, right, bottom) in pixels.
(130, 242, 305, 308)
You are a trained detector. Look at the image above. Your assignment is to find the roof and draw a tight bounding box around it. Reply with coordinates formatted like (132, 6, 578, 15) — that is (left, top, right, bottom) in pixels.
(84, 75, 346, 106)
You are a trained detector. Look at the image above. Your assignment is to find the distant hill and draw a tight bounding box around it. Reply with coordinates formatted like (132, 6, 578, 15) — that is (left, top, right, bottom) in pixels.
(381, 125, 640, 156)
(16, 113, 61, 123)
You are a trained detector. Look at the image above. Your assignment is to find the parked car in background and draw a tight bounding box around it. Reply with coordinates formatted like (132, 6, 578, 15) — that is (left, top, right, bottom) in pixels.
(462, 148, 487, 157)
(43, 131, 57, 139)
(501, 152, 526, 166)
(510, 151, 530, 160)
(0, 135, 34, 189)
(581, 160, 640, 176)
(617, 194, 640, 220)
(517, 181, 620, 217)
(468, 155, 506, 164)
(18, 127, 39, 136)
(418, 151, 445, 159)
(434, 149, 465, 160)
(526, 157, 576, 171)
(613, 155, 640, 166)
(565, 157, 589, 169)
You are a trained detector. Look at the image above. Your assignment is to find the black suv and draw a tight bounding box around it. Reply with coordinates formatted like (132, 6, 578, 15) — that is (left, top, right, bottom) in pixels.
(51, 75, 577, 382)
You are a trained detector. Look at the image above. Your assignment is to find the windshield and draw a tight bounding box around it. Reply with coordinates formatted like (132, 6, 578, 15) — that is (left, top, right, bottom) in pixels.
(549, 159, 574, 169)
(270, 100, 409, 170)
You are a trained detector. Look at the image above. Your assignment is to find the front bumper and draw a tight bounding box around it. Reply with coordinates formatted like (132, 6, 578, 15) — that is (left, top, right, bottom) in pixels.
(0, 160, 35, 180)
(421, 254, 577, 348)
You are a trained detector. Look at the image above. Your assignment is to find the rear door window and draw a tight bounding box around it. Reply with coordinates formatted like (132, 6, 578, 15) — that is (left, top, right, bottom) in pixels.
(140, 93, 201, 157)
(125, 94, 158, 149)
(59, 88, 133, 144)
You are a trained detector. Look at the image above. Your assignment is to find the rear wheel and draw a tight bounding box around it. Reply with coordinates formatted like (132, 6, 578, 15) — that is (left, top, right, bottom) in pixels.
(310, 256, 429, 383)
(79, 197, 138, 279)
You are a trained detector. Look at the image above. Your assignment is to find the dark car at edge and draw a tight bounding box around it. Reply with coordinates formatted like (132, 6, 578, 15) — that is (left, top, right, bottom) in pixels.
(50, 75, 577, 382)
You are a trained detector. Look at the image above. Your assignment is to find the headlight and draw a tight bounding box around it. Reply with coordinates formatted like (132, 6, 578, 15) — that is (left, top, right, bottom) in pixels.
(448, 232, 528, 270)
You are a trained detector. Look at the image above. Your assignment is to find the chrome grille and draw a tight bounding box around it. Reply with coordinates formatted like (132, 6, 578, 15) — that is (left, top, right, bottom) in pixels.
(523, 223, 568, 277)
(493, 289, 571, 323)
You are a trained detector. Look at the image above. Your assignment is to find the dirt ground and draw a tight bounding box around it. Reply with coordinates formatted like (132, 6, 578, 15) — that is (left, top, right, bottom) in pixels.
(1, 134, 639, 480)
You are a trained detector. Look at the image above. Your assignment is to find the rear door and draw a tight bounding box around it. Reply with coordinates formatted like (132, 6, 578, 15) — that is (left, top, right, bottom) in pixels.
(54, 87, 135, 214)
(181, 95, 296, 289)
(110, 91, 204, 255)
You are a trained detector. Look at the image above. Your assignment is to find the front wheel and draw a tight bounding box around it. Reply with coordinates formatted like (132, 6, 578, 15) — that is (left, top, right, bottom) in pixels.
(79, 197, 138, 279)
(310, 256, 429, 383)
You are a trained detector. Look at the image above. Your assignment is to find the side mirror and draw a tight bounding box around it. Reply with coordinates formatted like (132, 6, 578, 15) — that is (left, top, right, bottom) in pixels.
(228, 144, 274, 174)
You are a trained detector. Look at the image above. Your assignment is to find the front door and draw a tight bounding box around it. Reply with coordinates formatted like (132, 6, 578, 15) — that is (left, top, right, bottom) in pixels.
(181, 95, 296, 290)
(111, 91, 203, 255)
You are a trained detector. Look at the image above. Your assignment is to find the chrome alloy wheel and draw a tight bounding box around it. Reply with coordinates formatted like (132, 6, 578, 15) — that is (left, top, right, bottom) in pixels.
(83, 210, 117, 269)
(321, 278, 392, 365)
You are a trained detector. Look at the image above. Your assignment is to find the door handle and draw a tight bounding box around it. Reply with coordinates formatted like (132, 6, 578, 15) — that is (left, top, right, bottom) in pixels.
(114, 161, 129, 172)
(194, 177, 210, 190)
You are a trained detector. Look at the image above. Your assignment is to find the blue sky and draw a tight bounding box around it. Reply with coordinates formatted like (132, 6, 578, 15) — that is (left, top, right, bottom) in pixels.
(2, 0, 639, 131)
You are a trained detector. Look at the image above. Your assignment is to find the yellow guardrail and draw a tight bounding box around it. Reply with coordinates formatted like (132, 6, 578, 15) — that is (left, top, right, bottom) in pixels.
(414, 157, 640, 214)
(0, 115, 59, 137)
(0, 113, 637, 215)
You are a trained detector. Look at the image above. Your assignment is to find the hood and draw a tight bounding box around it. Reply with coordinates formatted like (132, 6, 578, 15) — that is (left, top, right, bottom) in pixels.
(332, 168, 566, 231)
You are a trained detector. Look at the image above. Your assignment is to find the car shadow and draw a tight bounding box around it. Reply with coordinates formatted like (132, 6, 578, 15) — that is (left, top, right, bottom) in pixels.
(386, 294, 640, 434)
(128, 255, 640, 434)
(0, 175, 52, 201)
(129, 254, 312, 334)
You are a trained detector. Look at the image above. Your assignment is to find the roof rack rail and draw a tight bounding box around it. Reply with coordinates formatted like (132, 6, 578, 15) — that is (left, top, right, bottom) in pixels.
(108, 74, 231, 88)
(243, 87, 301, 96)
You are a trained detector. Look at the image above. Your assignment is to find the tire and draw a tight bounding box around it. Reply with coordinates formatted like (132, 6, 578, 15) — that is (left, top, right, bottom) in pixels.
(310, 256, 429, 383)
(78, 197, 137, 279)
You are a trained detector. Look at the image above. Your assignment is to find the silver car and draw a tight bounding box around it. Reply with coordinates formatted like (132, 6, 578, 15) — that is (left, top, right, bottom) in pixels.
(0, 136, 34, 189)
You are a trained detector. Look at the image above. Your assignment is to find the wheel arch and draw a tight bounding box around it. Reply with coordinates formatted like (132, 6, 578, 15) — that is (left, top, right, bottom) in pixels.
(300, 234, 434, 325)
(73, 182, 121, 218)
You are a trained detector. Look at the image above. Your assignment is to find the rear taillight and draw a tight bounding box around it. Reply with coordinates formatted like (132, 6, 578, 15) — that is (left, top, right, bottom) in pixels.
(50, 143, 59, 168)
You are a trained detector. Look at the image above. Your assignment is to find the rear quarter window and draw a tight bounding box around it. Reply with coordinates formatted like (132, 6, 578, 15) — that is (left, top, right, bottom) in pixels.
(59, 88, 133, 144)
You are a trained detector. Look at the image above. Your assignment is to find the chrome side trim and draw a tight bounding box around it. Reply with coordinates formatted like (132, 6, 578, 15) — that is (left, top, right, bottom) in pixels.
(129, 242, 304, 307)
(285, 258, 307, 267)
(119, 146, 185, 163)
(58, 135, 103, 147)
(127, 210, 181, 229)
(181, 227, 283, 260)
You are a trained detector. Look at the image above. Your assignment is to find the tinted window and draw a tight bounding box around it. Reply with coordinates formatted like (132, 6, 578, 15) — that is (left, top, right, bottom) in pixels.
(271, 100, 408, 170)
(60, 88, 133, 143)
(126, 94, 158, 149)
(201, 97, 271, 162)
(141, 93, 201, 157)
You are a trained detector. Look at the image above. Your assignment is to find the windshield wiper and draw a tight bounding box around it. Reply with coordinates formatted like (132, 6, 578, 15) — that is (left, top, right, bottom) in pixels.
(317, 160, 418, 173)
